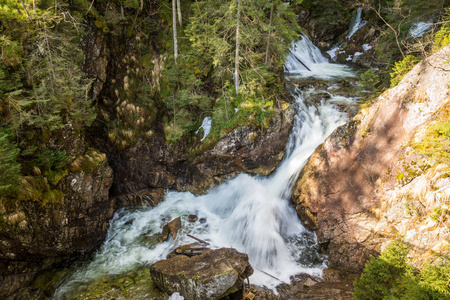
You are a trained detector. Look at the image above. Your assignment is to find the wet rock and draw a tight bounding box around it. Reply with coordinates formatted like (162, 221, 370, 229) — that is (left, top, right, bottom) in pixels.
(167, 243, 210, 259)
(274, 272, 356, 300)
(303, 278, 317, 287)
(199, 218, 207, 224)
(158, 217, 182, 243)
(150, 248, 253, 300)
(292, 45, 450, 272)
(124, 218, 135, 226)
(184, 103, 295, 194)
(188, 215, 198, 223)
(0, 147, 114, 298)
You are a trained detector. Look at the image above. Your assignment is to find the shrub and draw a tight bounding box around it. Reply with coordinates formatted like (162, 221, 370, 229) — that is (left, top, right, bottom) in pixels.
(360, 69, 380, 93)
(390, 55, 419, 87)
(433, 24, 450, 51)
(354, 241, 450, 299)
(353, 241, 411, 300)
(413, 121, 450, 163)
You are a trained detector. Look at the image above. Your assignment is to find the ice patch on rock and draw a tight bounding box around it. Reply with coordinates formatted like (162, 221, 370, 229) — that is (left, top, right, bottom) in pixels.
(327, 44, 340, 62)
(196, 117, 212, 141)
(409, 21, 433, 38)
(169, 292, 185, 300)
(362, 44, 372, 51)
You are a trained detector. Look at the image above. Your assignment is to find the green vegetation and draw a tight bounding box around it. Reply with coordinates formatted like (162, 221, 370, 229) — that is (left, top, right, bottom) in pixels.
(0, 0, 97, 205)
(0, 128, 21, 197)
(0, 0, 302, 206)
(354, 241, 450, 300)
(390, 55, 420, 87)
(414, 121, 450, 163)
(161, 0, 301, 141)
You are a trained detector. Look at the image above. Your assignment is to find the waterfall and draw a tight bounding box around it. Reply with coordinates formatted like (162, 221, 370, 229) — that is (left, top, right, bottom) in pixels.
(347, 7, 368, 40)
(54, 39, 357, 298)
(284, 35, 355, 79)
(284, 34, 327, 73)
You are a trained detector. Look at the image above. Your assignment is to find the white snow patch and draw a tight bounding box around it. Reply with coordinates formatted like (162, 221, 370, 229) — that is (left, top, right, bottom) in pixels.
(196, 117, 212, 141)
(353, 52, 363, 62)
(327, 44, 340, 62)
(362, 44, 372, 51)
(409, 21, 433, 38)
(169, 292, 185, 300)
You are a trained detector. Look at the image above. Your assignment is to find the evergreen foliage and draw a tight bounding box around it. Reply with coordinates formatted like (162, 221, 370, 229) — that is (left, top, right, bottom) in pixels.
(354, 241, 450, 300)
(390, 55, 419, 87)
(0, 128, 21, 197)
(359, 69, 381, 93)
(182, 0, 300, 139)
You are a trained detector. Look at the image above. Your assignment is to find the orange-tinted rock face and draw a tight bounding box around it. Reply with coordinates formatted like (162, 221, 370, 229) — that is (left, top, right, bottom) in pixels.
(292, 45, 450, 273)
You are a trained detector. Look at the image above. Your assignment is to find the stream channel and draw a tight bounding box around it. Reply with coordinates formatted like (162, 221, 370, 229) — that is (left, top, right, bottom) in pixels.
(52, 35, 360, 299)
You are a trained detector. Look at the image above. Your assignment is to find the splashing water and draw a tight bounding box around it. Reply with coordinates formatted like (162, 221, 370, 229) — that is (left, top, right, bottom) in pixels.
(54, 38, 357, 298)
(285, 35, 355, 79)
(347, 7, 368, 40)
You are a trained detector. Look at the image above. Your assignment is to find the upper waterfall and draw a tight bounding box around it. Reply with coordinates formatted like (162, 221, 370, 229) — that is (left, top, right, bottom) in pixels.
(284, 35, 356, 79)
(347, 7, 368, 40)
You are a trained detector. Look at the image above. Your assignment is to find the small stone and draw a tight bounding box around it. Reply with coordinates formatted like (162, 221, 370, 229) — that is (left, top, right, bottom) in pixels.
(188, 215, 198, 223)
(199, 218, 207, 224)
(124, 218, 134, 226)
(158, 217, 182, 243)
(303, 278, 317, 287)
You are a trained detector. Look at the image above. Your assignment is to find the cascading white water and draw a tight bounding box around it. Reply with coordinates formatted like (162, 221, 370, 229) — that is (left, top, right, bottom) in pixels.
(347, 7, 368, 40)
(284, 35, 355, 79)
(54, 38, 357, 299)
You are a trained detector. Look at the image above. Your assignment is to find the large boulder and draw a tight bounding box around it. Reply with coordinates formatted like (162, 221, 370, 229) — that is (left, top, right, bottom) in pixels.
(150, 248, 253, 300)
(292, 45, 450, 272)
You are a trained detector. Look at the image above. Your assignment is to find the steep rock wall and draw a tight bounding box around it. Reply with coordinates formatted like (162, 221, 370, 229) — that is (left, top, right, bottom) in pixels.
(0, 146, 113, 298)
(292, 45, 450, 272)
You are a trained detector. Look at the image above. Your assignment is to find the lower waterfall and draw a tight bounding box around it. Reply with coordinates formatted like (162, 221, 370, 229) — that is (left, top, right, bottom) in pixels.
(54, 35, 358, 298)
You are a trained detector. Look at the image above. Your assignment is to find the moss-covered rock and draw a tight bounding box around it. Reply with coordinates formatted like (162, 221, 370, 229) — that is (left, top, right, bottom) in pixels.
(150, 248, 254, 300)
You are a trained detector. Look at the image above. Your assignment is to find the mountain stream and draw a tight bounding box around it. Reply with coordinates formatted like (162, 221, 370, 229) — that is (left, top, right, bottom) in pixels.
(53, 35, 359, 299)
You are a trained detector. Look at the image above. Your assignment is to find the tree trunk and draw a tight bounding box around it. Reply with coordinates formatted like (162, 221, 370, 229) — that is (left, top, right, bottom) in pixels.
(234, 0, 241, 95)
(177, 0, 182, 26)
(173, 0, 178, 64)
(265, 5, 273, 65)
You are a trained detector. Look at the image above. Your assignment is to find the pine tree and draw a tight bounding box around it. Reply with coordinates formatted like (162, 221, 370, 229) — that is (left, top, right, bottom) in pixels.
(0, 129, 21, 197)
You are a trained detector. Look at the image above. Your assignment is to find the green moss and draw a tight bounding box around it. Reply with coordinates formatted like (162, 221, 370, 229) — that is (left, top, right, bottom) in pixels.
(94, 18, 110, 34)
(429, 206, 448, 222)
(45, 169, 68, 186)
(413, 122, 450, 163)
(63, 267, 165, 299)
(42, 189, 64, 206)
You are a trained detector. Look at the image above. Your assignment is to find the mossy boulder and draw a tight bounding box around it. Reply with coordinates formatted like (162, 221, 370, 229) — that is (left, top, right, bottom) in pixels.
(150, 248, 253, 300)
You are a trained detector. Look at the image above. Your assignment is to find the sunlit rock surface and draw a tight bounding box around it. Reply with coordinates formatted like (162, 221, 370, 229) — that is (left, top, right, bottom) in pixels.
(293, 45, 450, 272)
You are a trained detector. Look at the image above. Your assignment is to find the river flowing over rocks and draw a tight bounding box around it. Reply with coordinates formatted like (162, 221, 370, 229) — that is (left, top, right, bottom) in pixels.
(49, 35, 360, 299)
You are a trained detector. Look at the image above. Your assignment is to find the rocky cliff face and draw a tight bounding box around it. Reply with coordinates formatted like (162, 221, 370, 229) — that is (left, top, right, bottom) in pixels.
(292, 45, 450, 272)
(0, 146, 113, 298)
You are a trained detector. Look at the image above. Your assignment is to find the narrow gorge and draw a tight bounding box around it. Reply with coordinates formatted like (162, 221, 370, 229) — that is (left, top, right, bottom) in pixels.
(1, 1, 450, 299)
